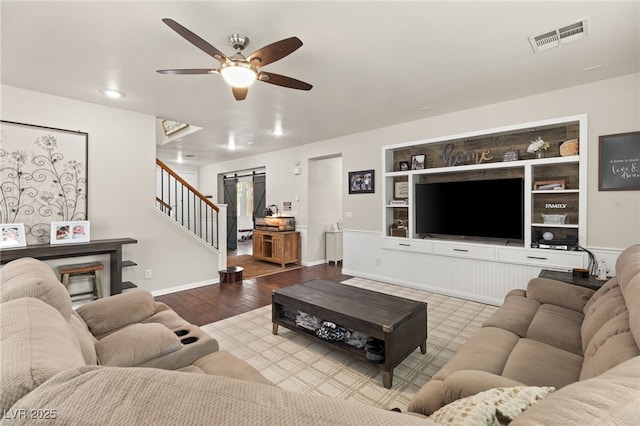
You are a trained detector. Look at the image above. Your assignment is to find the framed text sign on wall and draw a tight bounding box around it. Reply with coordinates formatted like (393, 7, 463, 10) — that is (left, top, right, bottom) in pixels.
(598, 131, 640, 191)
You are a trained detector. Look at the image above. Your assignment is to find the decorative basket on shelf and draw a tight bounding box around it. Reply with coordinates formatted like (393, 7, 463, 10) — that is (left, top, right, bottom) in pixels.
(541, 214, 567, 225)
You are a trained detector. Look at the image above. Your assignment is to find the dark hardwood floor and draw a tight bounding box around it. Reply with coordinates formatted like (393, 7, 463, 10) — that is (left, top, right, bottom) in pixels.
(155, 262, 351, 326)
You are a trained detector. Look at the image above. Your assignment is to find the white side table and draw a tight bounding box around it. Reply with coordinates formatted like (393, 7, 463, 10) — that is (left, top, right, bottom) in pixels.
(325, 230, 343, 264)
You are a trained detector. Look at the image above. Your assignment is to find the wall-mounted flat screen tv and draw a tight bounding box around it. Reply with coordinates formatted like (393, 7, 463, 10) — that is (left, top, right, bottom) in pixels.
(415, 178, 524, 242)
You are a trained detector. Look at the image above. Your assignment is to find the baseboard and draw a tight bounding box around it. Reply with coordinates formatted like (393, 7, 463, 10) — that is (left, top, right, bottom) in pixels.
(151, 278, 218, 297)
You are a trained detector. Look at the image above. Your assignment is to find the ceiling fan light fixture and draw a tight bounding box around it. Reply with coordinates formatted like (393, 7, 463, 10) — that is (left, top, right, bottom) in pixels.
(220, 61, 257, 88)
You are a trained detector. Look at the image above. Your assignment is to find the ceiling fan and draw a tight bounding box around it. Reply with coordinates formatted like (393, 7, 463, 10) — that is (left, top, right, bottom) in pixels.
(156, 19, 313, 101)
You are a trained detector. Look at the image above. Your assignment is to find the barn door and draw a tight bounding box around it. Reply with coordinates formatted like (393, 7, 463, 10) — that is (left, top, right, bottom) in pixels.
(224, 176, 238, 250)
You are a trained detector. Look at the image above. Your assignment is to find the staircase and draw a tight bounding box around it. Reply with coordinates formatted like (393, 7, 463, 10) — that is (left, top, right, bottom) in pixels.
(155, 159, 224, 251)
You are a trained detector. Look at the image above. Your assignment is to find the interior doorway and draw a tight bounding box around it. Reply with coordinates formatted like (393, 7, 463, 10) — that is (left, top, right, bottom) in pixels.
(308, 155, 343, 263)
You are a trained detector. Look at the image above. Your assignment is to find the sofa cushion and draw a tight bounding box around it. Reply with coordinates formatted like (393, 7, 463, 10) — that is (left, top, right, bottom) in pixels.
(526, 304, 584, 355)
(581, 283, 626, 353)
(76, 289, 157, 335)
(432, 327, 520, 381)
(69, 311, 98, 365)
(483, 296, 540, 337)
(616, 244, 640, 289)
(430, 386, 554, 425)
(525, 277, 594, 312)
(583, 275, 618, 313)
(0, 257, 73, 320)
(512, 356, 640, 425)
(0, 298, 86, 411)
(502, 339, 583, 388)
(622, 272, 640, 350)
(580, 311, 640, 380)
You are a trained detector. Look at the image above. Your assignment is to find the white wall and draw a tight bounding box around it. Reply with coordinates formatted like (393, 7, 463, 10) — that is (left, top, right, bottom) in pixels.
(201, 73, 640, 254)
(2, 85, 222, 294)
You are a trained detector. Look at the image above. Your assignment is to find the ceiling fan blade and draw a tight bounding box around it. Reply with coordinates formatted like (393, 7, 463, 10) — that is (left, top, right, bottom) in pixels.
(247, 37, 303, 67)
(156, 68, 217, 75)
(232, 87, 248, 101)
(259, 72, 313, 90)
(162, 18, 229, 64)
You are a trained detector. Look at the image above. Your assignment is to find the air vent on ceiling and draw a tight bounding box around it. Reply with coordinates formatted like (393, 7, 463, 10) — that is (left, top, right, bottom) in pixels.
(529, 18, 589, 53)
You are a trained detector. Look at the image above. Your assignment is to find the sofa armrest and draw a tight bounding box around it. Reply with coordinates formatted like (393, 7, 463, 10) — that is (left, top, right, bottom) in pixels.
(408, 372, 526, 416)
(76, 289, 157, 335)
(95, 323, 181, 366)
(443, 370, 526, 400)
(526, 277, 595, 312)
(505, 289, 526, 298)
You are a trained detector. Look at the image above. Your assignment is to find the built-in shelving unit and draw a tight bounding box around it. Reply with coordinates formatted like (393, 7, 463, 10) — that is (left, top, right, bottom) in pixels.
(382, 114, 587, 270)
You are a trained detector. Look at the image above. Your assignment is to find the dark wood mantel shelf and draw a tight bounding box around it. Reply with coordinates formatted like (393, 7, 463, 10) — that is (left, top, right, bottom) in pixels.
(1, 237, 137, 295)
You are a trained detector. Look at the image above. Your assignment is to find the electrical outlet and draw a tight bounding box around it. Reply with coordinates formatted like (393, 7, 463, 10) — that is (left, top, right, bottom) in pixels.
(144, 269, 152, 279)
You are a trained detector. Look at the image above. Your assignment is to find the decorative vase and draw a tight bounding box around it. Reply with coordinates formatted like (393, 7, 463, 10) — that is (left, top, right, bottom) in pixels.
(536, 151, 544, 159)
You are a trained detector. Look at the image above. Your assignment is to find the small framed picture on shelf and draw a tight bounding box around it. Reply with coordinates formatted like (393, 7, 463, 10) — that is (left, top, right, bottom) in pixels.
(410, 154, 426, 170)
(0, 223, 27, 248)
(50, 221, 91, 245)
(534, 179, 566, 190)
(502, 150, 519, 162)
(394, 181, 409, 198)
(399, 161, 410, 171)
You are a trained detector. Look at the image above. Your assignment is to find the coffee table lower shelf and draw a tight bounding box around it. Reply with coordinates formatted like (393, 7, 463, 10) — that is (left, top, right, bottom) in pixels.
(271, 280, 427, 389)
(272, 318, 372, 361)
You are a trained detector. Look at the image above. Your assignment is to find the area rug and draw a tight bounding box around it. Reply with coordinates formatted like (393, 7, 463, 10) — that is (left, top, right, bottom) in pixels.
(227, 254, 302, 279)
(201, 277, 498, 412)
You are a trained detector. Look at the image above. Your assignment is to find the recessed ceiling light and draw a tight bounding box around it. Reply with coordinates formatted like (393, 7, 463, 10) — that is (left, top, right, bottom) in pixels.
(247, 140, 255, 145)
(101, 89, 123, 98)
(583, 65, 602, 71)
(270, 128, 286, 136)
(419, 106, 432, 111)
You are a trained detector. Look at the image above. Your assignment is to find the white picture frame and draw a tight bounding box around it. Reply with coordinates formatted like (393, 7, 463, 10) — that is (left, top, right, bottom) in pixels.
(0, 223, 27, 248)
(50, 220, 90, 244)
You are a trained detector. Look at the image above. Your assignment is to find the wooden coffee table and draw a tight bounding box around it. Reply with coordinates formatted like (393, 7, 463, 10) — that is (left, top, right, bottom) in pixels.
(272, 279, 427, 388)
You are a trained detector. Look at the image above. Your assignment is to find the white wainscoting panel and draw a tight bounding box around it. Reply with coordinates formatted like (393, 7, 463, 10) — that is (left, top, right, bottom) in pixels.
(341, 230, 624, 306)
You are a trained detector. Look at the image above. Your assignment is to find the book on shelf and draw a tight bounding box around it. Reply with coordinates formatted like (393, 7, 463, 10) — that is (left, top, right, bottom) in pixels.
(389, 199, 408, 205)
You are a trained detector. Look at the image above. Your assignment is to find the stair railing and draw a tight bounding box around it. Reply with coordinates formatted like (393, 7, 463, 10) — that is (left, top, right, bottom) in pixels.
(156, 159, 220, 249)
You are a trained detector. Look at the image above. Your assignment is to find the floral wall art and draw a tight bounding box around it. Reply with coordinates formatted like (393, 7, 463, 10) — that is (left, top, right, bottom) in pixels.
(0, 120, 88, 244)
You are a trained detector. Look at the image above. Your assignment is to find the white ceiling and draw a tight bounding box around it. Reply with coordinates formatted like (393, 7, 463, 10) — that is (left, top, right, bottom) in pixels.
(2, 1, 639, 167)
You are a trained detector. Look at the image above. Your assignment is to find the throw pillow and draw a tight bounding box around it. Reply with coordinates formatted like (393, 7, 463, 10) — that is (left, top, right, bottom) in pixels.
(429, 386, 555, 425)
